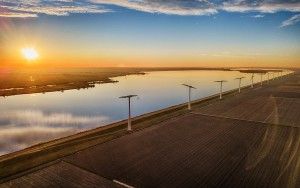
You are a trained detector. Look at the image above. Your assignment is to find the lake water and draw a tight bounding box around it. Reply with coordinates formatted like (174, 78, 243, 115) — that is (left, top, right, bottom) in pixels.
(0, 70, 283, 156)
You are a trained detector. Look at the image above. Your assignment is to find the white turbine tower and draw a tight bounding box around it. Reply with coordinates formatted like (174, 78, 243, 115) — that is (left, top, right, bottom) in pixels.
(250, 73, 255, 88)
(235, 77, 245, 93)
(182, 84, 196, 110)
(119, 94, 138, 131)
(260, 73, 264, 86)
(214, 80, 227, 99)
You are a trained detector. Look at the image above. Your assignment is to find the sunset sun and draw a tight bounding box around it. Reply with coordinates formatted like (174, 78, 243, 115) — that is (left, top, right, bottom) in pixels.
(21, 48, 39, 61)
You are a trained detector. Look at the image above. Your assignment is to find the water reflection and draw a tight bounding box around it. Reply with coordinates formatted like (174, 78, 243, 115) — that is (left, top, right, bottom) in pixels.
(0, 110, 109, 155)
(0, 70, 281, 155)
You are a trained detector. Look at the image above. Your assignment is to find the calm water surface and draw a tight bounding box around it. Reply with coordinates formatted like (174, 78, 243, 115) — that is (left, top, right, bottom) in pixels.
(0, 70, 279, 155)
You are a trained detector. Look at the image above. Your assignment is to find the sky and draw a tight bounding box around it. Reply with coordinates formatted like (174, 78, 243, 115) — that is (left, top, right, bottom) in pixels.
(0, 0, 300, 68)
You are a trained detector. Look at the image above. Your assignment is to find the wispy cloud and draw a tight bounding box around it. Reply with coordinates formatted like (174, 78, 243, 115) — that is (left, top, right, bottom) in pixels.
(0, 11, 37, 17)
(1, 0, 300, 30)
(91, 0, 300, 15)
(221, 0, 300, 13)
(280, 14, 300, 27)
(91, 0, 217, 16)
(252, 14, 265, 18)
(0, 0, 110, 18)
(1, 0, 300, 18)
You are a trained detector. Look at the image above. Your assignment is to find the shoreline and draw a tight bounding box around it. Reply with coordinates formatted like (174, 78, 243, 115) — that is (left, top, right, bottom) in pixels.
(0, 67, 230, 97)
(0, 67, 283, 97)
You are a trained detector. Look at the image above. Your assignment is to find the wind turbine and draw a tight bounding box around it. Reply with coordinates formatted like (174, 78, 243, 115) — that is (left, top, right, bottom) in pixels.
(119, 95, 138, 131)
(235, 77, 245, 93)
(259, 73, 264, 86)
(214, 80, 227, 99)
(280, 71, 283, 78)
(182, 84, 196, 110)
(250, 73, 255, 88)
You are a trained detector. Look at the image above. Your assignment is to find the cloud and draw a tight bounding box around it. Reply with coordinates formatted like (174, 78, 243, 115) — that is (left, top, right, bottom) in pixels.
(251, 14, 265, 18)
(90, 0, 217, 16)
(221, 0, 300, 13)
(1, 1, 300, 17)
(91, 0, 300, 15)
(0, 0, 111, 18)
(0, 12, 37, 17)
(280, 14, 300, 27)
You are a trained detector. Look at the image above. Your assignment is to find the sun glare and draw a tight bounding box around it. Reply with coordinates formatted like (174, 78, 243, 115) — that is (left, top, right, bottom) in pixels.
(21, 48, 39, 61)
